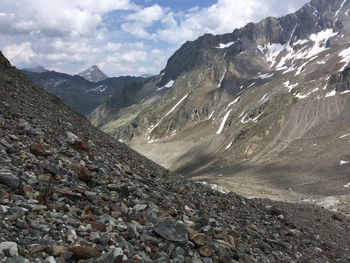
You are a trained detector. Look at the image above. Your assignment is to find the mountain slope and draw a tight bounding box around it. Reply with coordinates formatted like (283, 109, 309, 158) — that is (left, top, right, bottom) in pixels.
(78, 65, 108, 82)
(2, 51, 350, 262)
(22, 69, 144, 115)
(94, 0, 350, 209)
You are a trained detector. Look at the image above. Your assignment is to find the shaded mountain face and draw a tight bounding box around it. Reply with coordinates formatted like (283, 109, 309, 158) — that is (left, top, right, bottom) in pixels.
(78, 65, 108, 82)
(22, 69, 144, 115)
(94, 0, 350, 206)
(2, 51, 350, 262)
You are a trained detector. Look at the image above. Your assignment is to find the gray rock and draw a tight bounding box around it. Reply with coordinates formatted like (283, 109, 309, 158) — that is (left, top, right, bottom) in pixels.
(154, 218, 188, 244)
(0, 241, 19, 257)
(0, 171, 20, 189)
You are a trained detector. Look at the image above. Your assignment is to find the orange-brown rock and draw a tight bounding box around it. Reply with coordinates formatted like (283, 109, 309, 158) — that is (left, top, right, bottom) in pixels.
(30, 144, 50, 157)
(79, 166, 92, 182)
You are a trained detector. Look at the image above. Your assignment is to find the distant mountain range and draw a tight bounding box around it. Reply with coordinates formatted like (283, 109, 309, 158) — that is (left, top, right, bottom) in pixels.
(89, 0, 350, 207)
(22, 68, 145, 115)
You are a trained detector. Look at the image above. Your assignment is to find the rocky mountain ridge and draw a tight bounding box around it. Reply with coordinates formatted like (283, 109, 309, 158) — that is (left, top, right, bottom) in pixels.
(78, 65, 109, 83)
(2, 50, 350, 262)
(90, 0, 350, 210)
(22, 69, 145, 115)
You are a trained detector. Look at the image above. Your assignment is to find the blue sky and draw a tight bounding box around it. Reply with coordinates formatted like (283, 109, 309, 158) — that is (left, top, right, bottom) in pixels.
(0, 0, 309, 76)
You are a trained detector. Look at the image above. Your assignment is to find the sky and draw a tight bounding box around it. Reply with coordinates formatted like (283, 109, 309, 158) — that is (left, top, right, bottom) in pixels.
(0, 0, 309, 77)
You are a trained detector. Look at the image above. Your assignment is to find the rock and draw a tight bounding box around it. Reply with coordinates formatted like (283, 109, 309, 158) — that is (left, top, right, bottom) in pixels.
(79, 166, 92, 182)
(0, 171, 20, 189)
(44, 256, 56, 263)
(67, 132, 79, 143)
(133, 204, 147, 212)
(29, 143, 50, 157)
(191, 233, 207, 247)
(72, 141, 92, 154)
(0, 241, 19, 257)
(154, 218, 188, 244)
(199, 245, 214, 257)
(52, 246, 68, 257)
(70, 246, 101, 259)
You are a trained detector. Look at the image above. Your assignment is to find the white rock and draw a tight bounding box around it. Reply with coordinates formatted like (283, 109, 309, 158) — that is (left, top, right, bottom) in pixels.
(0, 241, 19, 257)
(66, 132, 79, 143)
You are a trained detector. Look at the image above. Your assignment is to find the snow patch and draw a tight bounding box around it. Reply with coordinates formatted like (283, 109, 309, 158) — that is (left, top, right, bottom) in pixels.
(216, 41, 236, 49)
(335, 0, 348, 19)
(217, 70, 227, 88)
(157, 80, 175, 91)
(148, 93, 189, 134)
(216, 109, 232, 134)
(284, 81, 298, 92)
(340, 133, 350, 139)
(225, 141, 233, 150)
(341, 90, 350, 95)
(258, 93, 268, 104)
(307, 29, 337, 59)
(227, 97, 240, 109)
(340, 160, 350, 166)
(325, 90, 336, 97)
(241, 112, 264, 124)
(208, 111, 215, 120)
(258, 73, 274, 79)
(338, 47, 350, 72)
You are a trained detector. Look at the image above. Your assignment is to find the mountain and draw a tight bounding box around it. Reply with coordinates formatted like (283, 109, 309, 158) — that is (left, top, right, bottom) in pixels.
(78, 65, 108, 82)
(2, 51, 350, 262)
(92, 0, 350, 210)
(22, 65, 48, 73)
(22, 69, 144, 115)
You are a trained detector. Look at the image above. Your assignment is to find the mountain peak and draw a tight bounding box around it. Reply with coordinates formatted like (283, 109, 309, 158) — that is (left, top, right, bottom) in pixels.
(78, 65, 108, 82)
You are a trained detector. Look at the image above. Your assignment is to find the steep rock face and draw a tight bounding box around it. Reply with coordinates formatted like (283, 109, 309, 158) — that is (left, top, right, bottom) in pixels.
(78, 65, 108, 82)
(2, 50, 350, 262)
(23, 70, 144, 115)
(94, 0, 350, 206)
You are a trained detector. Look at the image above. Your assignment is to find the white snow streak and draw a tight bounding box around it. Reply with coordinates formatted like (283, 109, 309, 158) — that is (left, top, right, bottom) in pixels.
(340, 133, 350, 139)
(335, 0, 348, 19)
(225, 141, 233, 150)
(216, 109, 232, 134)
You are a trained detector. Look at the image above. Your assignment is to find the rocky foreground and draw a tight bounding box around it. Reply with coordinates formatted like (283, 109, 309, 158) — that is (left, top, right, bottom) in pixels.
(1, 52, 350, 262)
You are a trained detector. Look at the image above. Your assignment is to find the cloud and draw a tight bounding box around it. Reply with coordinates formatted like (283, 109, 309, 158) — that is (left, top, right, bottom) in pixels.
(0, 0, 138, 38)
(0, 0, 309, 76)
(122, 0, 309, 44)
(3, 42, 36, 65)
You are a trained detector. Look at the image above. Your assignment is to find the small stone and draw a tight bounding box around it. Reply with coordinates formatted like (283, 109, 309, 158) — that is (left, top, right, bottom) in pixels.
(70, 246, 101, 259)
(0, 171, 20, 189)
(0, 241, 19, 257)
